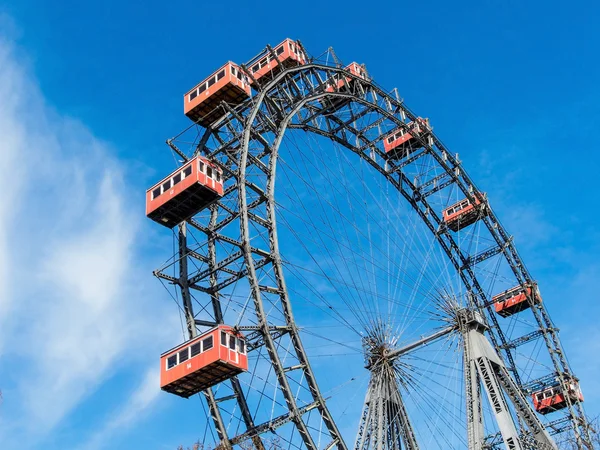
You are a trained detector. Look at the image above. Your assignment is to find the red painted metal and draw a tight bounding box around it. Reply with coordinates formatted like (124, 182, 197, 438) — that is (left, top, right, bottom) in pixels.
(248, 38, 306, 83)
(160, 325, 248, 398)
(146, 155, 224, 228)
(532, 380, 584, 415)
(383, 118, 430, 159)
(325, 62, 367, 92)
(184, 62, 251, 125)
(493, 284, 541, 318)
(442, 195, 486, 232)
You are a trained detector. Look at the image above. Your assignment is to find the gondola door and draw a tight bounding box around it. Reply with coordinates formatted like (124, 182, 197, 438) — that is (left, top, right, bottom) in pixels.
(228, 335, 239, 364)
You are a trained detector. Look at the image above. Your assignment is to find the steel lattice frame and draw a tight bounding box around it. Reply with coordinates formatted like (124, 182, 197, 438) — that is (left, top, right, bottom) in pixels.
(154, 45, 591, 449)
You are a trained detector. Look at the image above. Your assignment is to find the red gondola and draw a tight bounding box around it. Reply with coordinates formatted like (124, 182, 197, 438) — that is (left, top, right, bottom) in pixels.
(493, 284, 541, 318)
(532, 379, 584, 415)
(146, 155, 224, 228)
(442, 195, 486, 232)
(383, 118, 430, 159)
(160, 325, 248, 398)
(248, 38, 306, 84)
(321, 62, 367, 112)
(325, 62, 368, 92)
(184, 62, 251, 125)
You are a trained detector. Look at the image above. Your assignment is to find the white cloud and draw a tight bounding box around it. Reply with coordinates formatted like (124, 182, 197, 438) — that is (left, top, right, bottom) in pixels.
(0, 26, 172, 449)
(18, 164, 138, 431)
(0, 34, 27, 345)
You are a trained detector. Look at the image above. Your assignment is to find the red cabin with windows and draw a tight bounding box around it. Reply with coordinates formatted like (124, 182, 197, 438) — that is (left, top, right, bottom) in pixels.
(344, 62, 367, 80)
(442, 195, 486, 232)
(184, 62, 251, 126)
(325, 62, 368, 92)
(248, 38, 306, 84)
(493, 284, 541, 317)
(532, 380, 584, 415)
(321, 62, 368, 112)
(160, 325, 248, 398)
(146, 155, 224, 228)
(383, 118, 430, 159)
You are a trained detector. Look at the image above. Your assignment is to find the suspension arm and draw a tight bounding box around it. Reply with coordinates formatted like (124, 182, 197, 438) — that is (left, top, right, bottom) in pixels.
(387, 325, 456, 361)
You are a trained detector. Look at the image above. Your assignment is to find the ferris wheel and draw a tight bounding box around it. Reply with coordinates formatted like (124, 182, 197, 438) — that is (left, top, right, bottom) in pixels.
(146, 39, 593, 450)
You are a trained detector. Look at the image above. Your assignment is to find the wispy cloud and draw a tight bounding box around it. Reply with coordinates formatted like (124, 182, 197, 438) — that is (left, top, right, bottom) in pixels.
(18, 163, 139, 432)
(0, 25, 171, 449)
(0, 33, 27, 346)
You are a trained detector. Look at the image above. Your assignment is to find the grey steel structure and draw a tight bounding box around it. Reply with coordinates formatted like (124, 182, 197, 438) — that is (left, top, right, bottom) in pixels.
(153, 43, 592, 449)
(354, 310, 561, 449)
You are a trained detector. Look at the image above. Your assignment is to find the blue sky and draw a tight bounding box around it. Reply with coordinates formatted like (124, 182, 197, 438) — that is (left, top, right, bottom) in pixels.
(0, 0, 599, 448)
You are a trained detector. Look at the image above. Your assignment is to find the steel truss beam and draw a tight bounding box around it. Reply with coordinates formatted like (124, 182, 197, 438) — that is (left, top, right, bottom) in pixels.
(521, 373, 561, 394)
(156, 57, 591, 448)
(177, 223, 232, 448)
(460, 311, 557, 450)
(355, 361, 419, 450)
(462, 241, 511, 271)
(500, 329, 553, 351)
(355, 327, 455, 450)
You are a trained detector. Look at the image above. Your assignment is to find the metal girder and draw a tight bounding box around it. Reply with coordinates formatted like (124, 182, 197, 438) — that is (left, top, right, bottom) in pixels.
(188, 250, 245, 285)
(462, 243, 508, 270)
(294, 87, 522, 395)
(330, 105, 375, 134)
(155, 257, 272, 294)
(206, 256, 272, 293)
(176, 224, 232, 448)
(230, 402, 321, 446)
(546, 416, 573, 435)
(500, 329, 551, 351)
(386, 325, 455, 361)
(208, 206, 266, 450)
(355, 329, 421, 450)
(416, 171, 449, 191)
(241, 326, 291, 352)
(195, 319, 217, 328)
(188, 217, 271, 259)
(157, 59, 591, 448)
(521, 373, 560, 394)
(237, 89, 326, 450)
(153, 270, 178, 285)
(387, 150, 428, 173)
(461, 310, 557, 450)
(477, 357, 522, 449)
(419, 177, 455, 199)
(188, 248, 210, 264)
(354, 371, 420, 450)
(210, 197, 268, 232)
(496, 368, 557, 448)
(414, 171, 453, 199)
(258, 96, 349, 449)
(465, 323, 485, 449)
